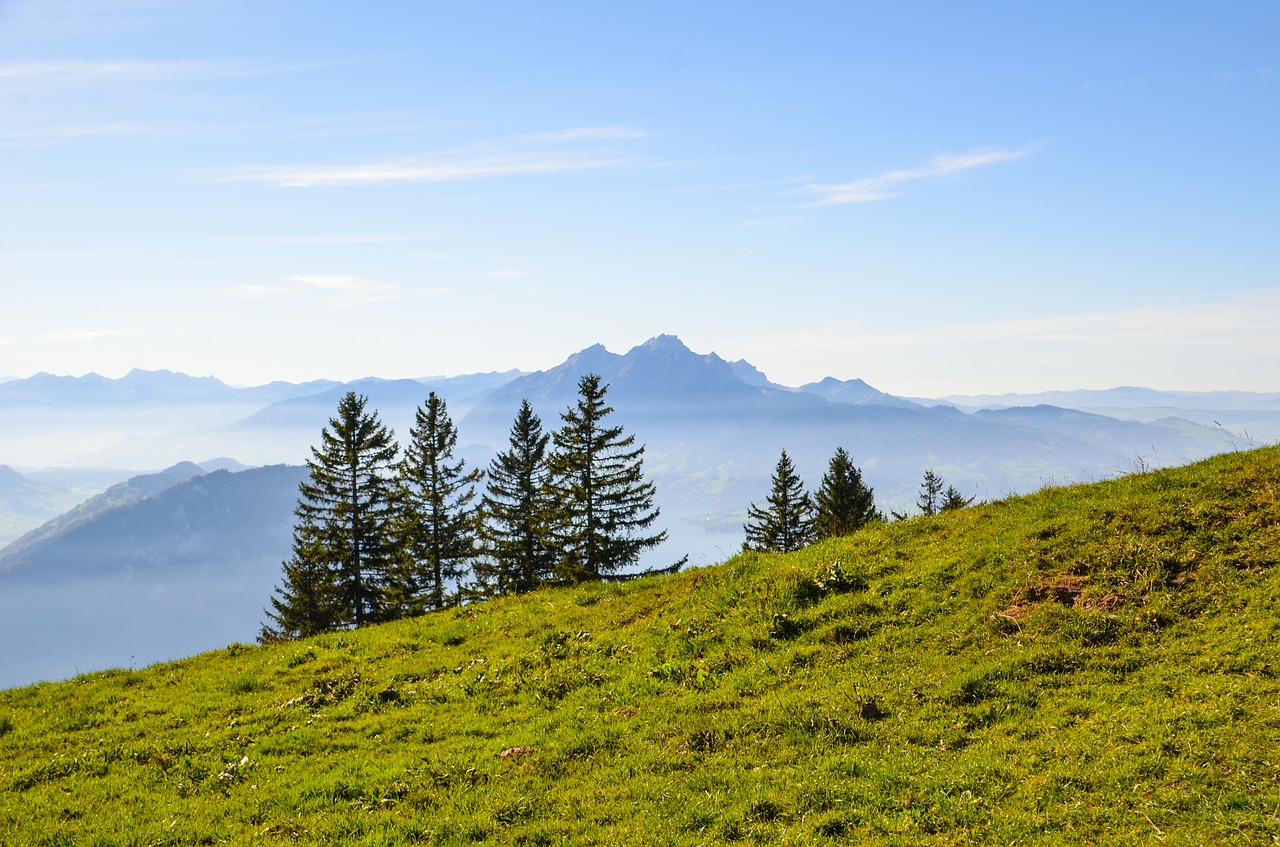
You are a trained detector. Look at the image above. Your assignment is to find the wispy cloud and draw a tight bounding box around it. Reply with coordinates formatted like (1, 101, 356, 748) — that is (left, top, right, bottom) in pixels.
(230, 275, 401, 307)
(0, 251, 207, 266)
(291, 274, 400, 307)
(521, 126, 648, 143)
(217, 126, 647, 188)
(231, 284, 296, 301)
(0, 56, 382, 88)
(223, 153, 633, 188)
(0, 59, 204, 82)
(0, 121, 145, 141)
(41, 327, 132, 342)
(807, 147, 1030, 205)
(0, 59, 272, 88)
(239, 232, 444, 245)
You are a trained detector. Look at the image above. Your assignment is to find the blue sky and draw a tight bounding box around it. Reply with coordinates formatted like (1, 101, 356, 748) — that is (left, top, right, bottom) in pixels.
(1, 1, 1276, 394)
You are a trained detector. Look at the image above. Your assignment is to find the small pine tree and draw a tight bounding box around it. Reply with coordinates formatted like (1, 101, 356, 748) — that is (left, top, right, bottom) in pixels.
(940, 484, 976, 511)
(813, 446, 880, 539)
(917, 469, 945, 517)
(263, 391, 399, 639)
(394, 392, 482, 613)
(473, 399, 557, 597)
(744, 449, 816, 552)
(547, 374, 666, 582)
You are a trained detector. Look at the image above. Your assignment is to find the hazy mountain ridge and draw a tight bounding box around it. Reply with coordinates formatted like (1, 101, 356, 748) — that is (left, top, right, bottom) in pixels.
(929, 387, 1280, 444)
(1, 334, 1272, 686)
(970, 406, 1232, 468)
(797, 376, 924, 410)
(936, 386, 1280, 411)
(0, 465, 310, 687)
(0, 464, 306, 581)
(0, 465, 86, 546)
(0, 462, 208, 570)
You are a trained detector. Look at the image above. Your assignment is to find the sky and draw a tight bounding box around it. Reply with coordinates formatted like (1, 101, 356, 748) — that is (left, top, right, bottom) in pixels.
(0, 1, 1277, 396)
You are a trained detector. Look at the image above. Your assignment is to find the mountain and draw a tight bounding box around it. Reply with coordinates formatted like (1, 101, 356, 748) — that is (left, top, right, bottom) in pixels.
(931, 386, 1280, 443)
(0, 462, 206, 570)
(797, 376, 922, 409)
(215, 374, 513, 465)
(0, 465, 85, 546)
(937, 386, 1280, 411)
(0, 369, 335, 407)
(0, 464, 308, 687)
(115, 368, 231, 399)
(463, 335, 1195, 514)
(0, 370, 226, 406)
(970, 405, 1231, 467)
(463, 334, 795, 442)
(2, 447, 1276, 842)
(0, 464, 305, 581)
(728, 357, 772, 386)
(0, 370, 345, 468)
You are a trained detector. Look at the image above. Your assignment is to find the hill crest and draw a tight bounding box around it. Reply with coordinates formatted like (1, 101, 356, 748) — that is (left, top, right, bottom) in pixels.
(2, 447, 1277, 843)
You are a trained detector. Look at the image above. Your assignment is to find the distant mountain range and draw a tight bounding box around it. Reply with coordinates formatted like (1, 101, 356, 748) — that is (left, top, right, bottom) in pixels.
(2, 333, 1275, 687)
(0, 464, 308, 688)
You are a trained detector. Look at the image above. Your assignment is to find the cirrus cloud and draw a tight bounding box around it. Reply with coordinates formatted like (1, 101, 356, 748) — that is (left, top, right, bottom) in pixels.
(807, 147, 1030, 205)
(231, 274, 401, 308)
(215, 125, 647, 188)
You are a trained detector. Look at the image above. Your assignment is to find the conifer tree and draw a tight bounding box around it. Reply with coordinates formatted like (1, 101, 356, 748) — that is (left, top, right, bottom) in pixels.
(473, 399, 557, 597)
(940, 484, 976, 512)
(813, 446, 881, 539)
(743, 449, 816, 552)
(395, 392, 482, 613)
(261, 529, 339, 641)
(547, 374, 666, 582)
(263, 391, 399, 639)
(917, 469, 945, 517)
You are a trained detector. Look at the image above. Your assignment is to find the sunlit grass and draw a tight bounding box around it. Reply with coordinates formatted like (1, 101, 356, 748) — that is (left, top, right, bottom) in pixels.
(3, 447, 1280, 844)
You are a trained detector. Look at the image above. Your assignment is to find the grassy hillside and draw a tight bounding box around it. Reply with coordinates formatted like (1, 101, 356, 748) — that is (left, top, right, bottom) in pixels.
(3, 447, 1279, 845)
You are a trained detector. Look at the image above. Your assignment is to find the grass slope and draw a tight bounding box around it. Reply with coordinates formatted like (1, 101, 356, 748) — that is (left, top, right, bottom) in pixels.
(2, 448, 1279, 845)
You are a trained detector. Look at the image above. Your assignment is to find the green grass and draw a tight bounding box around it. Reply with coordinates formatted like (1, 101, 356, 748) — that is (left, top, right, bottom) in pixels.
(4, 447, 1280, 845)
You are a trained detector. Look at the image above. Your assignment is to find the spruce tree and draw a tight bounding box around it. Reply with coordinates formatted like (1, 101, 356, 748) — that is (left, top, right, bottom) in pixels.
(940, 484, 976, 511)
(743, 449, 816, 552)
(261, 529, 339, 641)
(547, 374, 666, 582)
(395, 392, 482, 613)
(473, 399, 557, 597)
(263, 391, 399, 639)
(813, 446, 880, 539)
(917, 469, 945, 517)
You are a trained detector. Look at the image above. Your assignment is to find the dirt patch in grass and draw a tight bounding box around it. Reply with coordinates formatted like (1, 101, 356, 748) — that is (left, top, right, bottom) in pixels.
(1003, 576, 1128, 618)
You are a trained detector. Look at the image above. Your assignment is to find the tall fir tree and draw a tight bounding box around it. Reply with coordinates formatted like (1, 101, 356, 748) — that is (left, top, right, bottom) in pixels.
(547, 374, 666, 582)
(813, 446, 881, 539)
(744, 449, 816, 552)
(395, 392, 482, 613)
(473, 399, 557, 597)
(263, 391, 399, 640)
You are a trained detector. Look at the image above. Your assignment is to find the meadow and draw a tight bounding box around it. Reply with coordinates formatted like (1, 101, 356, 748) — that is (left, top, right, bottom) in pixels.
(2, 447, 1278, 845)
